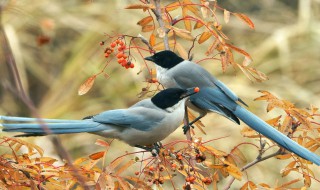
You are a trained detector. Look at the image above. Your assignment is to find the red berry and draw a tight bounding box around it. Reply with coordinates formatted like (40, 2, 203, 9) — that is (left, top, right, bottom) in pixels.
(134, 171, 140, 175)
(117, 58, 124, 64)
(129, 63, 134, 68)
(104, 53, 109, 58)
(99, 41, 105, 46)
(117, 52, 124, 59)
(110, 42, 116, 48)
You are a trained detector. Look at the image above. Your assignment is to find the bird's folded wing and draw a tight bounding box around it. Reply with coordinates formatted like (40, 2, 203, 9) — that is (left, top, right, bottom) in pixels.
(172, 62, 246, 105)
(92, 107, 165, 131)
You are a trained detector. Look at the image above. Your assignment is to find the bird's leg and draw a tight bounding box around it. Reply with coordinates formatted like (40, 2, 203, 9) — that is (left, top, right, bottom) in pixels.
(183, 115, 205, 134)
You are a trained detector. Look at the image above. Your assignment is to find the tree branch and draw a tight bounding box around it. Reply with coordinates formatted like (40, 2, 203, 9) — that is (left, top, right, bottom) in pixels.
(152, 0, 170, 50)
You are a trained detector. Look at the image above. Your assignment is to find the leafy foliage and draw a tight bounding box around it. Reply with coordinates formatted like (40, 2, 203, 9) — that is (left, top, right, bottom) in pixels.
(1, 0, 320, 189)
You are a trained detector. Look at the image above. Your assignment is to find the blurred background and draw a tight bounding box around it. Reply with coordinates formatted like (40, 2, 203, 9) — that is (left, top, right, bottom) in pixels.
(0, 0, 320, 188)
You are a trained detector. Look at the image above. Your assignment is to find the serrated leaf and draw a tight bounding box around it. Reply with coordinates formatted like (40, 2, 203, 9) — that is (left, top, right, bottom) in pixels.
(198, 32, 212, 44)
(125, 4, 155, 10)
(233, 13, 255, 29)
(224, 9, 230, 23)
(78, 75, 96, 95)
(137, 16, 153, 26)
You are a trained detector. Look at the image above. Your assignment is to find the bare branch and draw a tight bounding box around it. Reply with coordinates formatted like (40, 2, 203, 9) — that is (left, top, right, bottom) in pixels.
(152, 0, 170, 50)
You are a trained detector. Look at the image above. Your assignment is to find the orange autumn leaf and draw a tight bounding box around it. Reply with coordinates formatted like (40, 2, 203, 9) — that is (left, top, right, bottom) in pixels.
(149, 33, 156, 47)
(78, 75, 96, 95)
(165, 1, 181, 12)
(89, 151, 105, 160)
(225, 43, 252, 60)
(198, 32, 212, 44)
(232, 13, 255, 29)
(182, 7, 192, 31)
(142, 25, 155, 32)
(194, 21, 204, 29)
(125, 4, 155, 10)
(137, 16, 153, 26)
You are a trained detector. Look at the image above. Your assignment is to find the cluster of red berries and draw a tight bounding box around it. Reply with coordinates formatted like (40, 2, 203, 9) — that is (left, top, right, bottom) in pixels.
(100, 38, 135, 69)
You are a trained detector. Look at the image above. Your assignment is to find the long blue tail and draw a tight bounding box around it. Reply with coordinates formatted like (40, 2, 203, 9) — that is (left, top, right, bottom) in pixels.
(234, 106, 320, 165)
(0, 115, 107, 136)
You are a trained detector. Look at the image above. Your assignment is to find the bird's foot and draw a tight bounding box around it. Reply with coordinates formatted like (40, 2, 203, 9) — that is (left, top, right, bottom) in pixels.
(182, 125, 194, 134)
(135, 142, 163, 157)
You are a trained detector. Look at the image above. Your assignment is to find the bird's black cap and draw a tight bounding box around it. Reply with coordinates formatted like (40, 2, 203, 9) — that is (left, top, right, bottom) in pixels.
(151, 87, 199, 109)
(145, 50, 184, 69)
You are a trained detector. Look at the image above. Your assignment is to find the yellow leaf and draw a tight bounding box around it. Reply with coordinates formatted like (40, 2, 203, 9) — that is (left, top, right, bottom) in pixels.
(198, 32, 212, 44)
(194, 21, 204, 29)
(137, 16, 153, 26)
(275, 153, 292, 160)
(281, 161, 297, 177)
(125, 4, 155, 10)
(183, 0, 200, 17)
(175, 42, 188, 60)
(182, 7, 192, 31)
(225, 163, 242, 180)
(153, 40, 176, 50)
(115, 160, 135, 175)
(78, 75, 96, 95)
(224, 9, 230, 23)
(232, 13, 255, 29)
(201, 145, 228, 157)
(266, 115, 282, 126)
(281, 115, 292, 132)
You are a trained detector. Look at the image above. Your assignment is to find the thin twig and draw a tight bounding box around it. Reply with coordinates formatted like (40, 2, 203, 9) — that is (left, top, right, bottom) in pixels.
(223, 150, 282, 190)
(152, 0, 170, 50)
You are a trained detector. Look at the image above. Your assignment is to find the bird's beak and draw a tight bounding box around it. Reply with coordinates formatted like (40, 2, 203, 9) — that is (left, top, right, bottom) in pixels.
(181, 87, 200, 98)
(144, 56, 154, 62)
